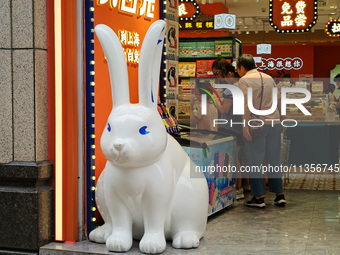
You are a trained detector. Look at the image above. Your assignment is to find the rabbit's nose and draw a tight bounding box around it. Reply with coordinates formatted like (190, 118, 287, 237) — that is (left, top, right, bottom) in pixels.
(114, 142, 124, 151)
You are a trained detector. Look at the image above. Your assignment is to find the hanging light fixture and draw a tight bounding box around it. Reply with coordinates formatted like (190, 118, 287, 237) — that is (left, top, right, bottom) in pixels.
(257, 20, 271, 54)
(257, 44, 271, 54)
(253, 17, 259, 34)
(214, 0, 236, 30)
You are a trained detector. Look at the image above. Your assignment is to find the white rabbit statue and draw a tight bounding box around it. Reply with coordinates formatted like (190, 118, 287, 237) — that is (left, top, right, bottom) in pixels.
(89, 20, 209, 254)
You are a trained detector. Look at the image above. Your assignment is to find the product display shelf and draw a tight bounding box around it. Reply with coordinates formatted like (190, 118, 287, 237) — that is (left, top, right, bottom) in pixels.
(178, 36, 242, 119)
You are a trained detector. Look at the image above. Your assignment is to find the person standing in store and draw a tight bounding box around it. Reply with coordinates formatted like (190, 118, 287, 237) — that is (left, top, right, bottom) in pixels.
(236, 54, 286, 208)
(332, 74, 340, 114)
(190, 82, 218, 143)
(212, 58, 249, 200)
(325, 83, 336, 103)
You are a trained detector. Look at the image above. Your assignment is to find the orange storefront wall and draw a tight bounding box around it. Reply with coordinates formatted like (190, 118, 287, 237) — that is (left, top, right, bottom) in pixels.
(93, 2, 160, 180)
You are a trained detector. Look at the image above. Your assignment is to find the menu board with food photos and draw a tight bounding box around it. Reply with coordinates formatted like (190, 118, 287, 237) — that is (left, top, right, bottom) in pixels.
(179, 42, 197, 58)
(197, 42, 215, 57)
(215, 40, 233, 57)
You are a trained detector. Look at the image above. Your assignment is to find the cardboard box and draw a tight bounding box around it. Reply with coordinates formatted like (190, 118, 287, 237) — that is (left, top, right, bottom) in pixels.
(196, 60, 215, 77)
(312, 81, 324, 94)
(178, 62, 196, 77)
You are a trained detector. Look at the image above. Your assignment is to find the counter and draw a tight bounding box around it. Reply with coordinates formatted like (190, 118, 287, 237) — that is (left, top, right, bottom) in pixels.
(286, 119, 340, 165)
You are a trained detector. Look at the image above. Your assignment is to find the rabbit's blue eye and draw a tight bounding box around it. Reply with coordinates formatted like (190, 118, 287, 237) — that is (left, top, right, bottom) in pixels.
(139, 126, 150, 135)
(107, 123, 111, 132)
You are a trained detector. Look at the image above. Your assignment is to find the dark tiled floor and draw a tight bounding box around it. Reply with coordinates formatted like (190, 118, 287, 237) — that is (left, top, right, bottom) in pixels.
(40, 189, 340, 255)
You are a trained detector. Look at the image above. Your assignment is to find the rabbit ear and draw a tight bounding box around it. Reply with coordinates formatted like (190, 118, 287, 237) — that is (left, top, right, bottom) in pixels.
(138, 20, 166, 107)
(95, 24, 130, 107)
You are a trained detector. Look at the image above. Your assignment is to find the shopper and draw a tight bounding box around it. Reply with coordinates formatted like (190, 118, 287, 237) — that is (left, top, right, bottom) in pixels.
(212, 58, 249, 200)
(236, 54, 286, 208)
(325, 83, 336, 104)
(332, 74, 340, 114)
(190, 82, 218, 143)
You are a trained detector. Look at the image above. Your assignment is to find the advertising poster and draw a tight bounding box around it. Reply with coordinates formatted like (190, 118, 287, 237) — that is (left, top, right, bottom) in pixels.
(166, 19, 179, 60)
(166, 99, 179, 120)
(164, 0, 178, 21)
(166, 60, 178, 100)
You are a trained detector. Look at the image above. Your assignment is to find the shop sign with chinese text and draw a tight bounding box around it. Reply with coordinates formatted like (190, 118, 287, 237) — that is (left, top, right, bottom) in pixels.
(257, 57, 304, 71)
(325, 19, 340, 37)
(118, 30, 141, 63)
(179, 13, 214, 31)
(269, 0, 318, 33)
(97, 0, 156, 18)
(178, 0, 214, 31)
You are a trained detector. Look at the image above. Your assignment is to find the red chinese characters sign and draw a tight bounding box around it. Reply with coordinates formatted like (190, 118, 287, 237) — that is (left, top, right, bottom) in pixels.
(179, 0, 200, 21)
(178, 0, 215, 31)
(269, 0, 318, 33)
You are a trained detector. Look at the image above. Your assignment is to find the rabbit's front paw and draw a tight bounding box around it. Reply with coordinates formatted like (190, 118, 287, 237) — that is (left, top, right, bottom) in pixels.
(172, 232, 200, 249)
(89, 223, 111, 243)
(106, 231, 133, 252)
(139, 233, 166, 254)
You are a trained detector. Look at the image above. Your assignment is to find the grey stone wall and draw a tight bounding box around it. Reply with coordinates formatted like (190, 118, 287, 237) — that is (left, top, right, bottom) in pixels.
(0, 0, 48, 163)
(0, 1, 54, 253)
